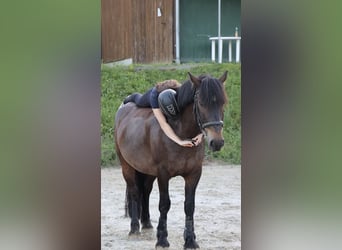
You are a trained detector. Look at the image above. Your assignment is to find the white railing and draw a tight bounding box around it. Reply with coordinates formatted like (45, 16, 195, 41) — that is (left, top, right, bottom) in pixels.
(209, 36, 241, 63)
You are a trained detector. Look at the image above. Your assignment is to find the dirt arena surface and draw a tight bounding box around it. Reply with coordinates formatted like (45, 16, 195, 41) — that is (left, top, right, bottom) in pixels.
(101, 164, 240, 250)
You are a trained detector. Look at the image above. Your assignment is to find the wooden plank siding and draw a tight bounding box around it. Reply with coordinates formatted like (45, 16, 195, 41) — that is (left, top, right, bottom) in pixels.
(101, 0, 132, 63)
(101, 0, 174, 64)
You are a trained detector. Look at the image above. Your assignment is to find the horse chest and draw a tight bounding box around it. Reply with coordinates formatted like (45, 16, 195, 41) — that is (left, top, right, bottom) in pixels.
(153, 145, 204, 175)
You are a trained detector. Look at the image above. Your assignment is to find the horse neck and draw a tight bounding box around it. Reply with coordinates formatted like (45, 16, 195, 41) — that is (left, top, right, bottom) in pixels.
(171, 104, 201, 138)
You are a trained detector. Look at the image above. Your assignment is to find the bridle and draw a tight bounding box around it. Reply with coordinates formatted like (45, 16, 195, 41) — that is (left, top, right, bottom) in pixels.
(193, 90, 224, 135)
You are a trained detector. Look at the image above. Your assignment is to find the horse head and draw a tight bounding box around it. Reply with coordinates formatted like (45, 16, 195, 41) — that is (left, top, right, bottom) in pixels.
(188, 71, 228, 151)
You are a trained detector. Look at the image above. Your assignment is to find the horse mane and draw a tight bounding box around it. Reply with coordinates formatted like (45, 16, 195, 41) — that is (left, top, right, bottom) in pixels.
(176, 80, 195, 110)
(176, 74, 227, 111)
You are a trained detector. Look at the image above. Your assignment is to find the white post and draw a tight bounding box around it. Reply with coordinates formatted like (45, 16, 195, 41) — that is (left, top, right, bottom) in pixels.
(218, 38, 223, 63)
(175, 0, 180, 64)
(211, 40, 216, 62)
(218, 0, 222, 63)
(228, 40, 232, 62)
(236, 39, 240, 63)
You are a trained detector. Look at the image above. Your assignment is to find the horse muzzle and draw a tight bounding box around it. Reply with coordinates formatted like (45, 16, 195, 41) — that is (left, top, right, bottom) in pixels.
(204, 123, 224, 151)
(208, 138, 224, 151)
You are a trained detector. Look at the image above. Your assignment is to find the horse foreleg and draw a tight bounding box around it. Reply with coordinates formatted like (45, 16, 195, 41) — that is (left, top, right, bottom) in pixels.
(183, 170, 202, 249)
(156, 177, 171, 248)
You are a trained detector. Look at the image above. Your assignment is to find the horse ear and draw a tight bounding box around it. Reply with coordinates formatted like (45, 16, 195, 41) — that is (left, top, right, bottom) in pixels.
(188, 72, 201, 88)
(219, 71, 228, 84)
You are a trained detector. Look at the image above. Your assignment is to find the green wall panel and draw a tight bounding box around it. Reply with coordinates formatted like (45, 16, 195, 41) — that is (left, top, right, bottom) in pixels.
(180, 0, 241, 62)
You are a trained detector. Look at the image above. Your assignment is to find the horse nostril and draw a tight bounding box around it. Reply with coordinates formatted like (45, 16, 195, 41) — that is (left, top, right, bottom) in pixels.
(209, 139, 224, 151)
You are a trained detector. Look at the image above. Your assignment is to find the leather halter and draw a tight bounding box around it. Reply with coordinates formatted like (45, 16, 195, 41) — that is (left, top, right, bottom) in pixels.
(193, 90, 224, 134)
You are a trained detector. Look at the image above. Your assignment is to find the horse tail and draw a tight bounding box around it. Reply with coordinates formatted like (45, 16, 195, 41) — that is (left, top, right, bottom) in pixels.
(124, 185, 129, 217)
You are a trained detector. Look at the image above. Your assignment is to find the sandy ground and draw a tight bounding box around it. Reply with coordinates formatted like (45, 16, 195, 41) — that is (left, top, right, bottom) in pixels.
(101, 164, 241, 250)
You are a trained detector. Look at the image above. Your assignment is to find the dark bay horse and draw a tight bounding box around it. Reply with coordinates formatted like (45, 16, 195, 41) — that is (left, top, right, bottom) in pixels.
(114, 71, 228, 249)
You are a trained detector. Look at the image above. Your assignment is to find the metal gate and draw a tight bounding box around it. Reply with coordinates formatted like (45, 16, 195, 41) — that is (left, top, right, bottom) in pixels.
(179, 0, 241, 62)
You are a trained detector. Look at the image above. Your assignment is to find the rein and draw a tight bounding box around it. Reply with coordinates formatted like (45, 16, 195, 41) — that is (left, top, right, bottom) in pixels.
(193, 90, 224, 135)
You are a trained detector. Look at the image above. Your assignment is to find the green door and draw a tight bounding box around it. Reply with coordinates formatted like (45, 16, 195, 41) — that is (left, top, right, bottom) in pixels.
(180, 0, 241, 62)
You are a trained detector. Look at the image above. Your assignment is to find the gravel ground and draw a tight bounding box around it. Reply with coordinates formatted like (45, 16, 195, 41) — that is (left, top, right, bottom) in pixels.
(101, 164, 240, 250)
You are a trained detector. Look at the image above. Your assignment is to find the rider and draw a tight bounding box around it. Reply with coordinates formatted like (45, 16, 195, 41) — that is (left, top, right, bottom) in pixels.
(123, 79, 203, 148)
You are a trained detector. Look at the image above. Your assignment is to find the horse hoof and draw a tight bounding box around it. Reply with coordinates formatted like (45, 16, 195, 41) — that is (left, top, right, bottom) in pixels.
(128, 230, 140, 236)
(184, 240, 199, 249)
(141, 221, 153, 229)
(155, 246, 169, 250)
(155, 238, 170, 249)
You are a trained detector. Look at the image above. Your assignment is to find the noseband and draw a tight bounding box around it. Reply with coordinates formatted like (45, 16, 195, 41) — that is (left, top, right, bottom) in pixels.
(193, 90, 224, 134)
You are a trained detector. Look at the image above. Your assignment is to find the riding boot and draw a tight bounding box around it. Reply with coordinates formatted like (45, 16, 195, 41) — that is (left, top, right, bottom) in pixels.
(123, 93, 138, 104)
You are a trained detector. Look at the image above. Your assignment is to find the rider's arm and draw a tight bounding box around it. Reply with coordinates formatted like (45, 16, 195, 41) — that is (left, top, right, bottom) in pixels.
(152, 108, 194, 147)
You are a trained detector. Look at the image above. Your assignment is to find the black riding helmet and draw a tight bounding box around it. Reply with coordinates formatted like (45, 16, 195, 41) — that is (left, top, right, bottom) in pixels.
(158, 89, 180, 119)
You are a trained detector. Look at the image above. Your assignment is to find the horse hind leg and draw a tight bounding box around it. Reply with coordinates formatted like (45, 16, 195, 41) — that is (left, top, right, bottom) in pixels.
(126, 182, 142, 235)
(156, 177, 171, 248)
(139, 174, 156, 229)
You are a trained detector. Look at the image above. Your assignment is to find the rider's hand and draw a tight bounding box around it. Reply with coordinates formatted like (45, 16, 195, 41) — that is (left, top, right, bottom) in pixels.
(177, 140, 195, 147)
(177, 133, 204, 147)
(191, 133, 204, 146)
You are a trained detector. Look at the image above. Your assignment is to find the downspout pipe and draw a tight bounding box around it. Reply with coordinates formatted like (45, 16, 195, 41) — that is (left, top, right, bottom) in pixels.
(175, 0, 180, 64)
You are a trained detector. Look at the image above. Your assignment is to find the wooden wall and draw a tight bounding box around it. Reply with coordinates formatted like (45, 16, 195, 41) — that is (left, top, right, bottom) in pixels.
(101, 0, 174, 64)
(101, 0, 132, 63)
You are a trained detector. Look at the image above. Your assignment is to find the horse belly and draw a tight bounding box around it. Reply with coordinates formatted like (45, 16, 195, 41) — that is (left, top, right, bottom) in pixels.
(116, 111, 159, 176)
(120, 143, 157, 176)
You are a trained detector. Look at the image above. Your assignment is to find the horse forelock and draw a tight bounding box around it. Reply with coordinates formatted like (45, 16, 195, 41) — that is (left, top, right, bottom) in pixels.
(198, 76, 227, 107)
(176, 74, 227, 111)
